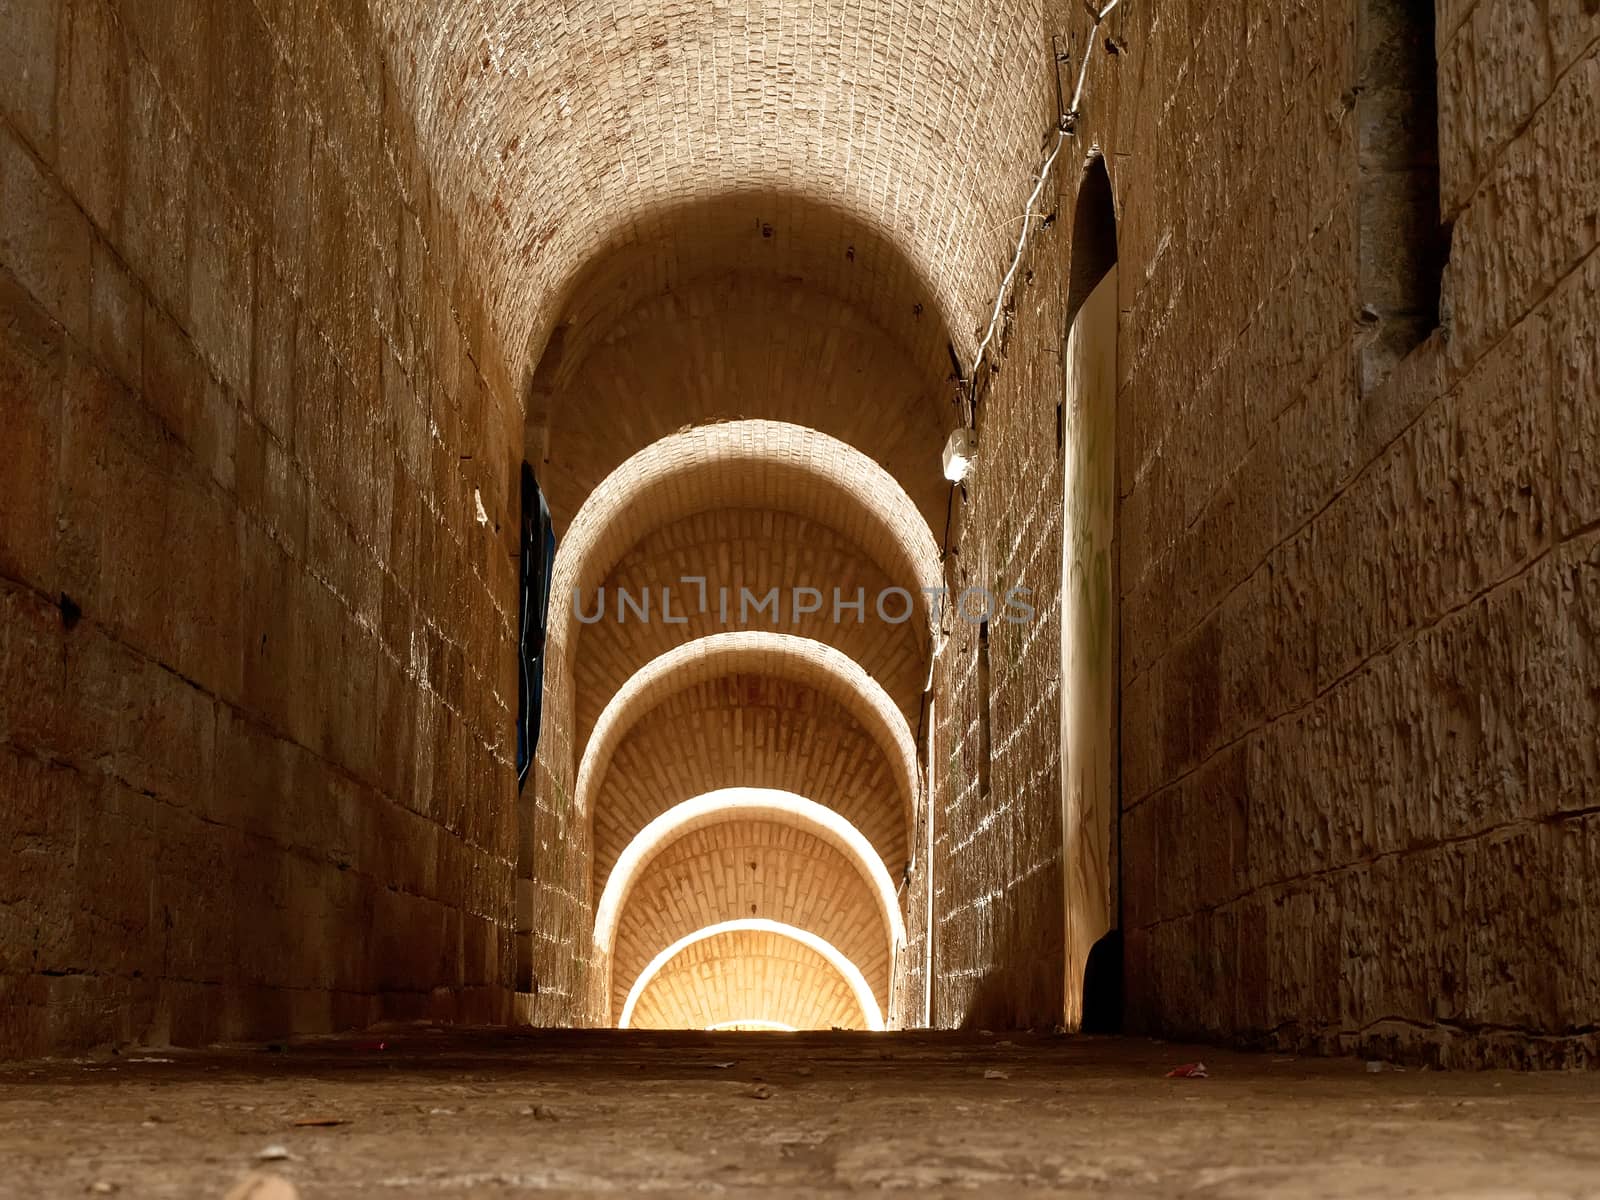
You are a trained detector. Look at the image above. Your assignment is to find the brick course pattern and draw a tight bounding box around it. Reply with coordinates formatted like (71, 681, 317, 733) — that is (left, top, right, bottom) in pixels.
(625, 927, 869, 1031)
(5, 0, 1597, 1063)
(586, 656, 915, 893)
(925, 0, 1600, 1063)
(607, 817, 894, 1022)
(1, 0, 519, 1055)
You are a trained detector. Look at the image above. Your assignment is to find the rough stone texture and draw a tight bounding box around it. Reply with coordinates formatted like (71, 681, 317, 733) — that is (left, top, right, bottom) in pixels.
(5, 0, 1599, 1065)
(932, 0, 1599, 1062)
(5, 1029, 1600, 1196)
(372, 0, 1051, 418)
(0, 0, 520, 1056)
(921, 0, 1600, 1066)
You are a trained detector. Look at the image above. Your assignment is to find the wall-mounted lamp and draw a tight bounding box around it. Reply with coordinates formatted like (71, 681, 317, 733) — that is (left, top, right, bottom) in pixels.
(943, 428, 978, 484)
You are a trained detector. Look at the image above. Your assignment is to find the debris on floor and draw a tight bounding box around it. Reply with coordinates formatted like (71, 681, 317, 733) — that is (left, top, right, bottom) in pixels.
(5, 1030, 1598, 1197)
(1165, 1062, 1209, 1079)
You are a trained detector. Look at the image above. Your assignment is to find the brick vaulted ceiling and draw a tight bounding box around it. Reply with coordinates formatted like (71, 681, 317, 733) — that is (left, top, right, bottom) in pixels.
(379, 0, 1064, 1029)
(625, 925, 874, 1031)
(606, 812, 897, 1021)
(578, 631, 917, 880)
(378, 0, 1058, 402)
(544, 420, 942, 754)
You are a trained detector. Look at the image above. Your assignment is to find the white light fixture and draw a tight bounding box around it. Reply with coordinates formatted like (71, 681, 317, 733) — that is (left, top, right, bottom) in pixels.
(943, 427, 978, 483)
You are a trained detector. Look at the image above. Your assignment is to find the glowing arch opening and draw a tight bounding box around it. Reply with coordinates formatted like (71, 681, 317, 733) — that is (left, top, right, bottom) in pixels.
(593, 788, 906, 961)
(575, 632, 919, 833)
(595, 793, 908, 953)
(619, 919, 885, 1032)
(541, 422, 943, 771)
(550, 420, 941, 633)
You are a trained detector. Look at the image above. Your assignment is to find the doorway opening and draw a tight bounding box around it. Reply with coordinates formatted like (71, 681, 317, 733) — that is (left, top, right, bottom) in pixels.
(1060, 156, 1121, 1032)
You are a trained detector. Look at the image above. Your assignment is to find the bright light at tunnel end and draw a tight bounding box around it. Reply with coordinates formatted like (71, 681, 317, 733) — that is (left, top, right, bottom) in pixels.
(618, 918, 886, 1032)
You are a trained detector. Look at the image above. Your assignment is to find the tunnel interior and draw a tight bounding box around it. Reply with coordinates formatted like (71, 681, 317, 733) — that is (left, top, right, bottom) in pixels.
(3, 0, 1600, 1151)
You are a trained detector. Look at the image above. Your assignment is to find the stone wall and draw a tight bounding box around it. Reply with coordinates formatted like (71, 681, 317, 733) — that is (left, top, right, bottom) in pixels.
(5, 0, 1596, 1062)
(928, 176, 1074, 1030)
(0, 0, 521, 1055)
(934, 0, 1600, 1064)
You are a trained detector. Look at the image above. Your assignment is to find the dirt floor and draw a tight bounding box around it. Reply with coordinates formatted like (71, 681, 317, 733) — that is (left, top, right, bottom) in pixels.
(1, 1028, 1598, 1197)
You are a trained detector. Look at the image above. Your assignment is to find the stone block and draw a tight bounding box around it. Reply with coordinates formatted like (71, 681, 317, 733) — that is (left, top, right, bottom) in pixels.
(53, 351, 114, 610)
(0, 581, 67, 756)
(193, 375, 239, 495)
(1550, 250, 1600, 538)
(89, 236, 141, 389)
(115, 0, 209, 119)
(75, 778, 159, 978)
(0, 747, 79, 975)
(252, 256, 298, 445)
(238, 522, 295, 731)
(140, 302, 204, 448)
(1193, 741, 1249, 909)
(207, 0, 275, 203)
(0, 272, 64, 592)
(60, 624, 217, 805)
(1216, 566, 1270, 747)
(187, 164, 255, 398)
(1461, 824, 1573, 1031)
(1276, 357, 1356, 540)
(1265, 527, 1317, 717)
(263, 72, 312, 290)
(1437, 0, 1550, 216)
(0, 975, 49, 1058)
(1523, 532, 1600, 818)
(0, 121, 92, 339)
(1444, 53, 1600, 371)
(0, 0, 58, 156)
(57, 0, 126, 236)
(119, 57, 192, 317)
(1548, 0, 1600, 74)
(153, 803, 240, 984)
(1445, 311, 1552, 603)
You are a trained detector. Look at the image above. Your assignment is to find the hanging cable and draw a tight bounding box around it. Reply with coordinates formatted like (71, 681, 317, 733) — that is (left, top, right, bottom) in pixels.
(965, 0, 1125, 406)
(920, 0, 1128, 877)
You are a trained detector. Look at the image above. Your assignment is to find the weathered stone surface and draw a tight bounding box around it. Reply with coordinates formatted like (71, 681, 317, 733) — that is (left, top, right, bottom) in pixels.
(0, 0, 517, 1058)
(1437, 0, 1551, 217)
(1, 0, 1596, 1067)
(0, 0, 58, 158)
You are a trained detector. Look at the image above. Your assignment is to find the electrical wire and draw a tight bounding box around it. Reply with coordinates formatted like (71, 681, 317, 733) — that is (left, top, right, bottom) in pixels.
(966, 0, 1124, 405)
